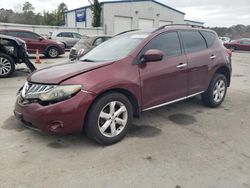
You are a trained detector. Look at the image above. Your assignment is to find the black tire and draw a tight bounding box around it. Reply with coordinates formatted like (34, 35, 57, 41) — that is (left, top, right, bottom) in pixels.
(46, 47, 59, 58)
(85, 92, 133, 145)
(0, 53, 15, 78)
(202, 73, 228, 108)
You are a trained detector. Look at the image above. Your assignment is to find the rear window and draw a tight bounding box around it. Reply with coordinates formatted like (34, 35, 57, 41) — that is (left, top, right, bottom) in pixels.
(200, 31, 216, 48)
(181, 31, 207, 53)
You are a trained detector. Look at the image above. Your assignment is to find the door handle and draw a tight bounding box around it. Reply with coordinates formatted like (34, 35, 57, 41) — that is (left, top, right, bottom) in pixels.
(176, 63, 187, 69)
(210, 55, 216, 60)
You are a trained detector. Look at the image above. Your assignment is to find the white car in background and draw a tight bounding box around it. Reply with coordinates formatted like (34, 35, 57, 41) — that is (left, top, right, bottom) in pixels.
(49, 31, 86, 49)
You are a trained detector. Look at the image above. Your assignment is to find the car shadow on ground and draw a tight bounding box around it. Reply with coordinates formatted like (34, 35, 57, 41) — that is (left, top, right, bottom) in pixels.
(2, 96, 211, 149)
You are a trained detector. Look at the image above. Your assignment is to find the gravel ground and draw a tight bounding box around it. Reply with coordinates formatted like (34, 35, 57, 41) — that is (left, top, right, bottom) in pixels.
(0, 52, 250, 188)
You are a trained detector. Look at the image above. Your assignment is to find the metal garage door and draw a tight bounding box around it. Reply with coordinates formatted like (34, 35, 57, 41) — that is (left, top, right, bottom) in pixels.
(114, 16, 132, 34)
(138, 19, 154, 29)
(159, 20, 173, 27)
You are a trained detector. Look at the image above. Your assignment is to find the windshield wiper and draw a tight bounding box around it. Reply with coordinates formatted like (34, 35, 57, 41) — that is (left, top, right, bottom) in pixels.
(81, 59, 95, 62)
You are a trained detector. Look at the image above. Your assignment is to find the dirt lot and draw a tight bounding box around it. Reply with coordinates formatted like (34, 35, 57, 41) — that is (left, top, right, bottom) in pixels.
(0, 52, 250, 188)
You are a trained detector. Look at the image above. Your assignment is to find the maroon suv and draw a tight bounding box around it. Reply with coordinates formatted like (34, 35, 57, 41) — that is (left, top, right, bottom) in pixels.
(0, 29, 65, 58)
(14, 25, 232, 145)
(224, 39, 250, 51)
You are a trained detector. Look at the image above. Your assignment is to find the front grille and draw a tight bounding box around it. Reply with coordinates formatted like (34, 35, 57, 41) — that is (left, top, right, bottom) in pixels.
(21, 82, 55, 99)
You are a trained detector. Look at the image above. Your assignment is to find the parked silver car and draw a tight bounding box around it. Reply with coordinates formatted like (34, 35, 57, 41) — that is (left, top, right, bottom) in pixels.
(49, 31, 85, 49)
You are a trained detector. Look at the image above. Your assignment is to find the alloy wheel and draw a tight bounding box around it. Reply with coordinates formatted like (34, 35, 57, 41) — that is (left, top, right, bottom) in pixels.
(213, 79, 226, 103)
(0, 57, 12, 76)
(98, 101, 128, 138)
(48, 48, 59, 58)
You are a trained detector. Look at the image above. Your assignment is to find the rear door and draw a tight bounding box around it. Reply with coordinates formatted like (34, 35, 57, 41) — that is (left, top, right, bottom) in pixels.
(57, 32, 75, 47)
(180, 30, 215, 95)
(138, 32, 188, 110)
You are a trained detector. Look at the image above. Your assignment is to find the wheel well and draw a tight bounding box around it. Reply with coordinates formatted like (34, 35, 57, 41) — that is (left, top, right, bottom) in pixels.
(82, 88, 140, 132)
(215, 66, 231, 86)
(92, 88, 140, 117)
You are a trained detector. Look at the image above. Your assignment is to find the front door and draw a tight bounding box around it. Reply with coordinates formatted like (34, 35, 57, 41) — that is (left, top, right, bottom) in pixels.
(138, 32, 188, 110)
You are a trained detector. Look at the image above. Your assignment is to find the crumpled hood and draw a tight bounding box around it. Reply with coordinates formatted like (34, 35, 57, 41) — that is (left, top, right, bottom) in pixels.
(27, 61, 114, 84)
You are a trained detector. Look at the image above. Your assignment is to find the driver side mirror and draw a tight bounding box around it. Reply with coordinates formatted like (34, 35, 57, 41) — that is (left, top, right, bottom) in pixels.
(140, 49, 164, 63)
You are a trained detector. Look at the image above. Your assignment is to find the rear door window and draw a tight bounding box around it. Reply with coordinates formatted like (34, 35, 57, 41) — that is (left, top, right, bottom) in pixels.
(142, 32, 182, 57)
(57, 32, 73, 38)
(181, 31, 207, 53)
(200, 31, 216, 48)
(18, 32, 40, 39)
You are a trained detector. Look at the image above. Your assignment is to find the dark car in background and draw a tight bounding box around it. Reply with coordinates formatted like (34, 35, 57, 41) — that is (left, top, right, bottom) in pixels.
(0, 34, 36, 78)
(0, 29, 65, 58)
(69, 35, 112, 60)
(224, 39, 250, 51)
(15, 25, 232, 145)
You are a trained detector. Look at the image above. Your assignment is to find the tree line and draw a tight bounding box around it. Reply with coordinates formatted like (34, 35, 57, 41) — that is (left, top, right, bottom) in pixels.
(210, 24, 250, 39)
(0, 1, 68, 26)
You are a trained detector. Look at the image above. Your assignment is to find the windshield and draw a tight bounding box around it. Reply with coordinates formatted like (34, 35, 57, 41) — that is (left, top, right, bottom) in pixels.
(74, 37, 89, 49)
(80, 33, 148, 62)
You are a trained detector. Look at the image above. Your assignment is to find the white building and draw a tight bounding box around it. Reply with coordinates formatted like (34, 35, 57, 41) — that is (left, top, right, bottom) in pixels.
(184, 19, 204, 27)
(65, 0, 204, 35)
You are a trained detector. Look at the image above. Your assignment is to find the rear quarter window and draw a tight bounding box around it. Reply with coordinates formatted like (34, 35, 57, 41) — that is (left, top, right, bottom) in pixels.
(200, 31, 216, 48)
(181, 31, 207, 53)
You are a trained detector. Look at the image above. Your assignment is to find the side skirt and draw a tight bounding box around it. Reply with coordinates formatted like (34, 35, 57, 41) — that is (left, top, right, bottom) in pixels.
(142, 91, 204, 112)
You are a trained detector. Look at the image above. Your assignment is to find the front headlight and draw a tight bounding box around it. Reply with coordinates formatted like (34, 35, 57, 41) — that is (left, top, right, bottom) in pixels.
(39, 85, 82, 102)
(21, 83, 82, 103)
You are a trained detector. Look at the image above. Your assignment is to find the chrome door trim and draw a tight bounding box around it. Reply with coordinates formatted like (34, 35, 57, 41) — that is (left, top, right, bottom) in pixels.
(176, 63, 187, 68)
(210, 55, 216, 60)
(142, 91, 204, 111)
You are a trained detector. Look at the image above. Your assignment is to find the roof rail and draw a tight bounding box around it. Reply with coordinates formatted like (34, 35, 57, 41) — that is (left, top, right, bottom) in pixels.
(153, 24, 205, 33)
(114, 29, 139, 36)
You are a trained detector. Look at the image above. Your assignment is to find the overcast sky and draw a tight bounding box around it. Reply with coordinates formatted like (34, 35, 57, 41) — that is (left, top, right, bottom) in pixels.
(1, 0, 249, 27)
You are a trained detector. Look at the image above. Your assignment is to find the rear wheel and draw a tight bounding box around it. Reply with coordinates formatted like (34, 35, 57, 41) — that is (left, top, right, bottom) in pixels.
(0, 53, 15, 78)
(202, 73, 227, 107)
(85, 92, 133, 145)
(46, 47, 59, 58)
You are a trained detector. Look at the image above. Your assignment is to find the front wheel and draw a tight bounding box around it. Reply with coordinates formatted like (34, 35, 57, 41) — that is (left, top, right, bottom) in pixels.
(85, 93, 133, 145)
(202, 73, 227, 107)
(0, 53, 15, 78)
(46, 47, 59, 58)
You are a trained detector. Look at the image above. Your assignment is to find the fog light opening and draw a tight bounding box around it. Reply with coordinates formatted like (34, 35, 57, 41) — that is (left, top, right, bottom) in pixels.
(49, 121, 64, 132)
